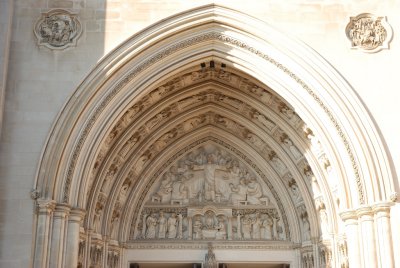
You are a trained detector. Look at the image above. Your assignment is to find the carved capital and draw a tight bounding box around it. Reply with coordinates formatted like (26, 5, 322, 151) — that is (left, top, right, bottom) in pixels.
(34, 9, 82, 50)
(339, 209, 357, 223)
(69, 208, 86, 223)
(356, 206, 374, 219)
(37, 199, 57, 214)
(54, 203, 71, 218)
(372, 201, 394, 218)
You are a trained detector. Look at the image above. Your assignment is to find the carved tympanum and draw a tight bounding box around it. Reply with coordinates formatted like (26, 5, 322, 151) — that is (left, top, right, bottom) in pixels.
(34, 9, 82, 49)
(134, 144, 286, 241)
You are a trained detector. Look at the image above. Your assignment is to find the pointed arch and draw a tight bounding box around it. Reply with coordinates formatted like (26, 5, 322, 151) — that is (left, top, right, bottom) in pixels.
(32, 4, 396, 268)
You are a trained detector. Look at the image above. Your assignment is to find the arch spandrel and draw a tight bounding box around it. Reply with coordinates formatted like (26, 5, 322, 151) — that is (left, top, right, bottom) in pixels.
(32, 5, 397, 268)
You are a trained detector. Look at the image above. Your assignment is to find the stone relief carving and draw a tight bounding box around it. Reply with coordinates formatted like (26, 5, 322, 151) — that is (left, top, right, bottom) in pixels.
(281, 133, 302, 160)
(346, 13, 392, 53)
(268, 151, 287, 175)
(149, 145, 271, 206)
(107, 250, 119, 268)
(337, 238, 349, 268)
(319, 245, 332, 268)
(78, 239, 85, 268)
(302, 251, 314, 268)
(132, 144, 286, 241)
(90, 244, 103, 267)
(298, 205, 311, 241)
(304, 165, 321, 198)
(129, 137, 291, 241)
(204, 244, 217, 268)
(316, 199, 329, 236)
(34, 9, 82, 50)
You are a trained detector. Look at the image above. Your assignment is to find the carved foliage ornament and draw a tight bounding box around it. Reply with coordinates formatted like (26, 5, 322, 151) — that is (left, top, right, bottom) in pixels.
(34, 9, 82, 50)
(346, 13, 392, 53)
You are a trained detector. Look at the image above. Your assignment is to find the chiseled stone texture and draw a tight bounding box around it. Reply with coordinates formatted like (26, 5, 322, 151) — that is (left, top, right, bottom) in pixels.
(0, 1, 399, 267)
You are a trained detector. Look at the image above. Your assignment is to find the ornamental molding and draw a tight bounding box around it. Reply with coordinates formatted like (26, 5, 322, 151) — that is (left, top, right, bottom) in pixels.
(345, 13, 393, 53)
(124, 241, 297, 250)
(62, 31, 364, 205)
(34, 9, 82, 50)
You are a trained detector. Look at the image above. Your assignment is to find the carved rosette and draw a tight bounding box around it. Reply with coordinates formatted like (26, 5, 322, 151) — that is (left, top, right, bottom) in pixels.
(345, 13, 392, 53)
(34, 9, 82, 50)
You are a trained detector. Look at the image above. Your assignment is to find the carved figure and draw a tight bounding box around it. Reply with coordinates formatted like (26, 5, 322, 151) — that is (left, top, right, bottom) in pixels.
(111, 216, 120, 239)
(154, 172, 173, 203)
(288, 179, 302, 204)
(204, 211, 215, 229)
(171, 177, 188, 202)
(262, 215, 273, 239)
(204, 245, 217, 268)
(269, 152, 286, 174)
(282, 136, 302, 159)
(241, 215, 252, 239)
(157, 211, 167, 238)
(145, 213, 157, 239)
(251, 213, 262, 239)
(193, 216, 203, 239)
(247, 177, 263, 205)
(93, 207, 102, 233)
(201, 154, 224, 201)
(118, 181, 130, 203)
(246, 132, 264, 149)
(167, 213, 178, 238)
(230, 179, 248, 204)
(252, 111, 275, 130)
(301, 214, 311, 241)
(215, 216, 227, 240)
(304, 166, 321, 197)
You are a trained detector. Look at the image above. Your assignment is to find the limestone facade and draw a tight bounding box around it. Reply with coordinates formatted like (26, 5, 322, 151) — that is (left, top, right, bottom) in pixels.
(0, 1, 399, 268)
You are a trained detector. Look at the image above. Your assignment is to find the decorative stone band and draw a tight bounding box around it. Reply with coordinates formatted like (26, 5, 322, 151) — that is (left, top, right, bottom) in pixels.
(125, 240, 297, 250)
(34, 9, 82, 50)
(345, 13, 393, 53)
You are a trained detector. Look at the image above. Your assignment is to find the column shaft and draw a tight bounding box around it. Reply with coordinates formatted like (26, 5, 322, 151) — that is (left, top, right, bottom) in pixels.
(65, 208, 85, 268)
(49, 204, 70, 268)
(373, 203, 394, 268)
(33, 200, 56, 268)
(340, 210, 361, 268)
(357, 207, 377, 268)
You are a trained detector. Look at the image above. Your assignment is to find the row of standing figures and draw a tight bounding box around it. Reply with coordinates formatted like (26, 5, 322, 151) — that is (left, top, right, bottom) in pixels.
(141, 211, 285, 241)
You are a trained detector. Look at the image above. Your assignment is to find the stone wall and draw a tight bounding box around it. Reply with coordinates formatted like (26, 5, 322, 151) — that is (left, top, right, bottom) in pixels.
(0, 1, 399, 267)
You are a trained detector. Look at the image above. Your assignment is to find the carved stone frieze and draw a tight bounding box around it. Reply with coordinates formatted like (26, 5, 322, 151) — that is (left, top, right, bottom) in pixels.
(34, 9, 82, 50)
(346, 13, 392, 53)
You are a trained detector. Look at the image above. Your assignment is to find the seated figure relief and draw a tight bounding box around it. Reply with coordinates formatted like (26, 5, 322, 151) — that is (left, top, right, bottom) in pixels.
(150, 145, 271, 206)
